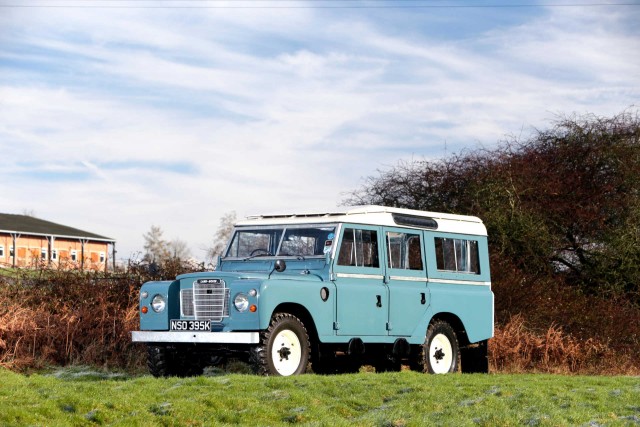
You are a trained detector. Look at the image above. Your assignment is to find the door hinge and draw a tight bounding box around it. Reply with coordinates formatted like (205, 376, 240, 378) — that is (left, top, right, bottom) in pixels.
(333, 322, 340, 330)
(386, 322, 392, 331)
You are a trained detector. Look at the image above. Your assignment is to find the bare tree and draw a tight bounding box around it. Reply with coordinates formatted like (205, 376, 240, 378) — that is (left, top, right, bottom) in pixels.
(207, 211, 237, 263)
(167, 238, 191, 261)
(142, 225, 170, 263)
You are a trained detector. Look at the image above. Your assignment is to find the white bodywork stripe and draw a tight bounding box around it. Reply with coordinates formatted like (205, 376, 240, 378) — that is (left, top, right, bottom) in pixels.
(389, 276, 429, 282)
(336, 273, 385, 280)
(428, 278, 491, 286)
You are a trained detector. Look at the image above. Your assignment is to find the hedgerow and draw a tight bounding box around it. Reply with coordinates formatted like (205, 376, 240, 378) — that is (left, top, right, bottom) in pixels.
(1, 262, 638, 374)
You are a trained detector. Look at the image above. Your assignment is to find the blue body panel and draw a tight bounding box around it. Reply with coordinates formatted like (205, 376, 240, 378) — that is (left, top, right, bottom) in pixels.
(426, 282, 494, 343)
(258, 276, 335, 336)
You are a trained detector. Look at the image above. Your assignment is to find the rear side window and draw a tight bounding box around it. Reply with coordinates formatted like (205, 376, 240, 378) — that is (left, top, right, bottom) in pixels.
(338, 228, 379, 268)
(434, 237, 480, 274)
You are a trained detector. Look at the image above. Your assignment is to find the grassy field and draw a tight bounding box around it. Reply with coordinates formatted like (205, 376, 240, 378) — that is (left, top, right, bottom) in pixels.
(0, 367, 638, 426)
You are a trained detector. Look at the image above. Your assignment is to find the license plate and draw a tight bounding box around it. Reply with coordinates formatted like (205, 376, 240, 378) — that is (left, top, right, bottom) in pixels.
(170, 320, 211, 331)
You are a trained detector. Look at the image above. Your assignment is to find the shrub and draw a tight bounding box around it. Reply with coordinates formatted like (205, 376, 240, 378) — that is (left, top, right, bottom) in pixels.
(0, 260, 201, 372)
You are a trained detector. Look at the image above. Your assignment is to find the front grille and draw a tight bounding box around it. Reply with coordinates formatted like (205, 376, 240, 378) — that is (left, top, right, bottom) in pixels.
(180, 289, 194, 317)
(180, 279, 229, 321)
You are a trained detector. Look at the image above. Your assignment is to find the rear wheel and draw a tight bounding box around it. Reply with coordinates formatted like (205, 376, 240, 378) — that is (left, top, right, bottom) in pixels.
(252, 313, 310, 376)
(416, 320, 460, 374)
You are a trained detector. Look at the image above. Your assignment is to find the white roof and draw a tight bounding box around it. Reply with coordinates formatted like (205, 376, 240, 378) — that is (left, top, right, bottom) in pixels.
(235, 205, 487, 236)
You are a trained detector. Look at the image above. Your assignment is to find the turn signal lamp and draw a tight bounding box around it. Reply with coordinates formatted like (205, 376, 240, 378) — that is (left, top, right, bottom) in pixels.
(250, 305, 257, 312)
(141, 306, 148, 314)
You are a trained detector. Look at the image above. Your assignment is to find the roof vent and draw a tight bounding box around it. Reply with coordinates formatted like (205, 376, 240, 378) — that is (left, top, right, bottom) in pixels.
(392, 213, 438, 230)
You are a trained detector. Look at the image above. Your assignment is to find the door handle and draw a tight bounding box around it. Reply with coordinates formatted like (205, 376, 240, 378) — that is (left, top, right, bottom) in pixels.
(376, 295, 382, 308)
(421, 293, 426, 305)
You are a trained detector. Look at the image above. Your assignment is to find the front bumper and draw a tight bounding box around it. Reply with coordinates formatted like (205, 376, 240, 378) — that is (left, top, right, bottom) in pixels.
(131, 331, 260, 344)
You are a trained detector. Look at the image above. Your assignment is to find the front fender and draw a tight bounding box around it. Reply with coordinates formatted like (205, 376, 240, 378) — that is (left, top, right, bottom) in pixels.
(139, 280, 180, 330)
(258, 278, 336, 339)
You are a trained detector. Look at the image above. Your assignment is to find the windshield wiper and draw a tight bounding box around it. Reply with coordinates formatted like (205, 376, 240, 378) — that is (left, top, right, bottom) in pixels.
(243, 251, 274, 261)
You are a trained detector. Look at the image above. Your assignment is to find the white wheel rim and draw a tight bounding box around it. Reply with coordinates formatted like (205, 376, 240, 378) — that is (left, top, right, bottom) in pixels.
(271, 329, 302, 376)
(429, 333, 453, 374)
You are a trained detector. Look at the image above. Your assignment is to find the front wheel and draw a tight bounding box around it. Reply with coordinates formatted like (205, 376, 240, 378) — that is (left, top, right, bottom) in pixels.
(252, 313, 310, 376)
(421, 320, 460, 374)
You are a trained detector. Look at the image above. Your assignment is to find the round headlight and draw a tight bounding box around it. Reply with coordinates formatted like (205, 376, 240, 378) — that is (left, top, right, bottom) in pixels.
(234, 293, 249, 312)
(151, 294, 166, 313)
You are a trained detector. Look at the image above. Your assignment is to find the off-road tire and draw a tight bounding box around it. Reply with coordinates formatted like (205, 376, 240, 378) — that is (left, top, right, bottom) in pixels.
(416, 320, 460, 374)
(147, 344, 174, 377)
(251, 313, 310, 376)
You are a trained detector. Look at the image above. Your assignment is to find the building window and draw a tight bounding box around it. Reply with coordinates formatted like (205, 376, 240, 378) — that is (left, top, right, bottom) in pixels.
(52, 249, 58, 261)
(99, 252, 105, 263)
(41, 248, 47, 261)
(10, 246, 14, 257)
(71, 250, 78, 262)
(0, 245, 4, 258)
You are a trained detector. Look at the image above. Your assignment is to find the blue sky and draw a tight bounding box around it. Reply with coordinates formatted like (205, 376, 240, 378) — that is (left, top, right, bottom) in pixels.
(1, 0, 639, 262)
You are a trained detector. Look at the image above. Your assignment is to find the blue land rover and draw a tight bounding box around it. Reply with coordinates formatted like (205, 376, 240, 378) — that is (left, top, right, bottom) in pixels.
(132, 206, 493, 376)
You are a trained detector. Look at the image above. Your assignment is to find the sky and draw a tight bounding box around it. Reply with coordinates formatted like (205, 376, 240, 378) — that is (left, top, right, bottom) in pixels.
(1, 0, 639, 263)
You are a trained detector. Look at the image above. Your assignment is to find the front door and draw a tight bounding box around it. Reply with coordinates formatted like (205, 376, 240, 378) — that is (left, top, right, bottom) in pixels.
(333, 225, 388, 336)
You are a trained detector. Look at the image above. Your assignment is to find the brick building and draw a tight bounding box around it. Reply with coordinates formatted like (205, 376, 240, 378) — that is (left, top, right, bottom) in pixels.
(0, 213, 116, 272)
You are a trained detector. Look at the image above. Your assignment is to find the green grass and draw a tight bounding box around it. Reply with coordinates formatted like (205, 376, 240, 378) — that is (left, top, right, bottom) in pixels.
(0, 367, 638, 426)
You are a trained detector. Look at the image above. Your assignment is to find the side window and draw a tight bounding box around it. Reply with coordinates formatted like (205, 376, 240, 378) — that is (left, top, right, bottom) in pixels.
(435, 237, 480, 274)
(386, 232, 423, 270)
(338, 228, 379, 268)
(278, 227, 335, 257)
(0, 245, 4, 258)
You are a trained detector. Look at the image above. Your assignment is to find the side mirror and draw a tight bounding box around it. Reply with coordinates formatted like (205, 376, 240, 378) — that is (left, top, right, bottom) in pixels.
(274, 259, 287, 272)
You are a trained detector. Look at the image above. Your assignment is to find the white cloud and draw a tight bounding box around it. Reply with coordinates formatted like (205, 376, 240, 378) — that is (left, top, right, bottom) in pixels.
(1, 2, 638, 261)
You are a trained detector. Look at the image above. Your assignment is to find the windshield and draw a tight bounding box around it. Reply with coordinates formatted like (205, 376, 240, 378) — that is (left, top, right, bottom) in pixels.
(225, 225, 336, 259)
